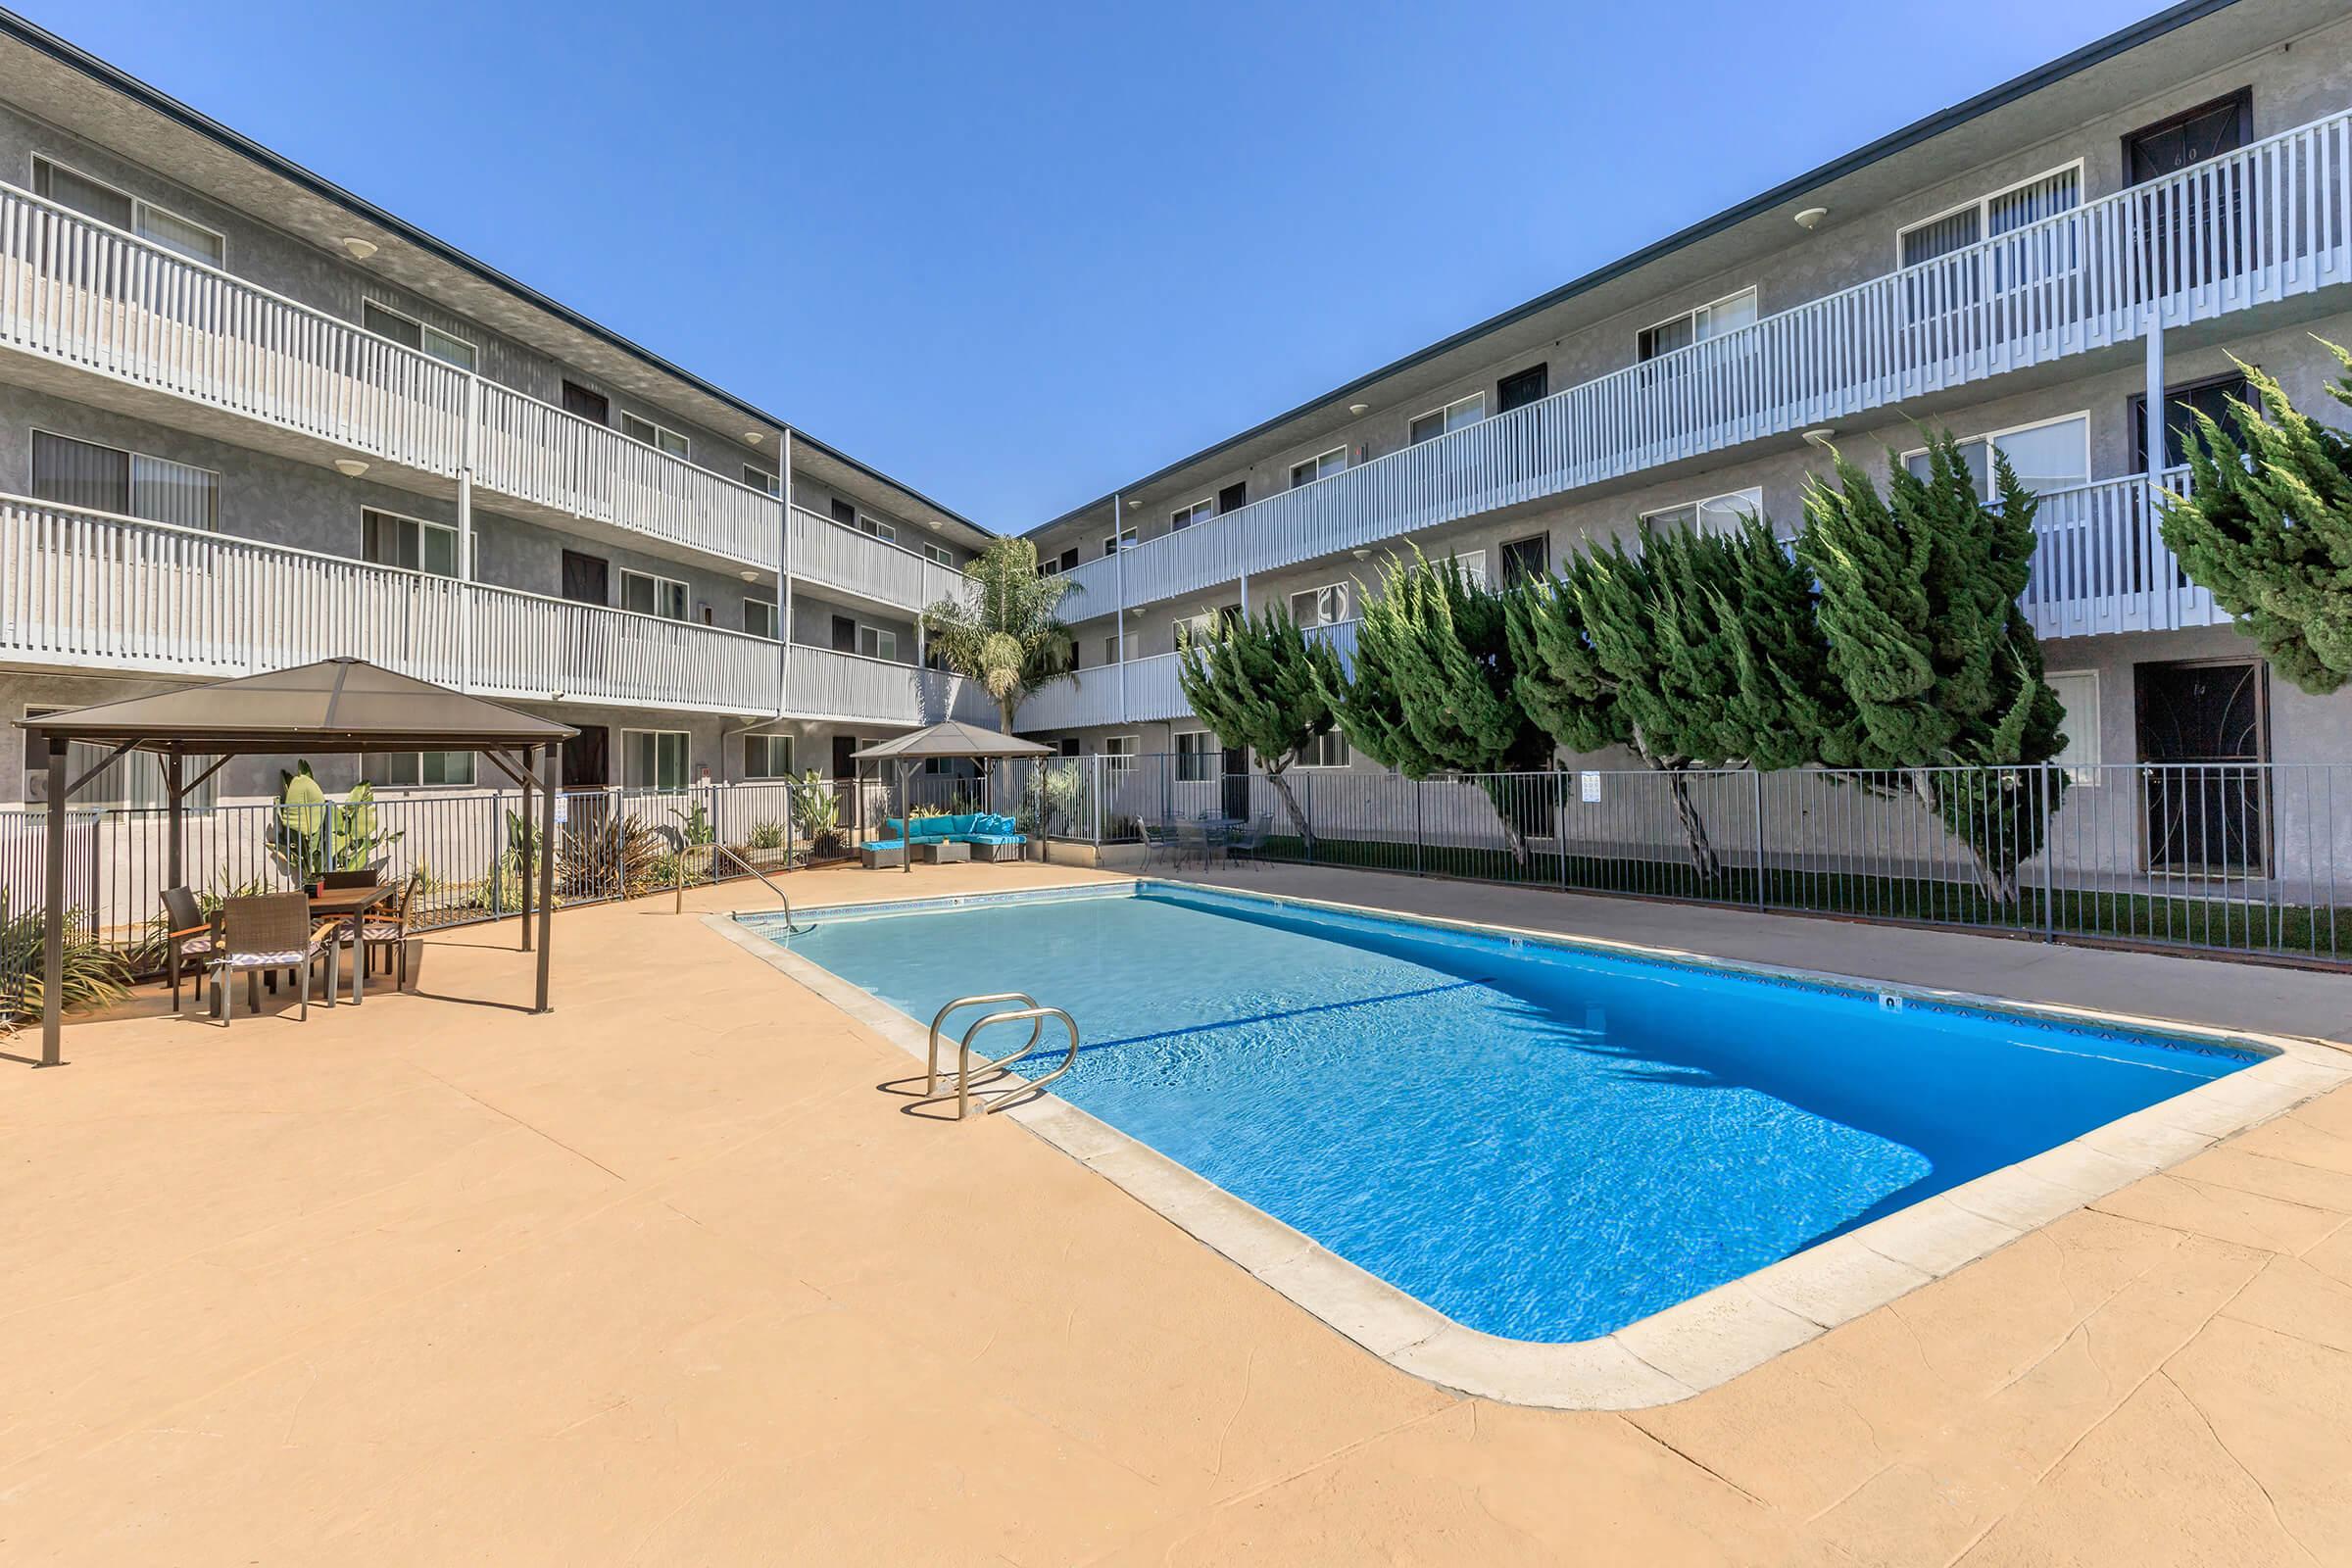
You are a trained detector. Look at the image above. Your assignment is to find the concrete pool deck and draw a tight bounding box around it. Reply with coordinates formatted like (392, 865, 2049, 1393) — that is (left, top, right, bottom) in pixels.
(6, 858, 2352, 1563)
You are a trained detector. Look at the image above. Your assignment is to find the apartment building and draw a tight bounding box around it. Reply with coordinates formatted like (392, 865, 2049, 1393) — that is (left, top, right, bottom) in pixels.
(0, 11, 999, 809)
(1014, 0, 2352, 825)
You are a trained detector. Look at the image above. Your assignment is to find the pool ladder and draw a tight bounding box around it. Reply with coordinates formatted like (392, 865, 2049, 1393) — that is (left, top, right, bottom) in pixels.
(922, 992, 1080, 1120)
(713, 846, 813, 934)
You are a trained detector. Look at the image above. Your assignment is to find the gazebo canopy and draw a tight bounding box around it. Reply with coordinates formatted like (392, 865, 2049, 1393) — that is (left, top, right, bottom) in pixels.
(851, 721, 1050, 762)
(16, 659, 574, 1068)
(19, 657, 575, 754)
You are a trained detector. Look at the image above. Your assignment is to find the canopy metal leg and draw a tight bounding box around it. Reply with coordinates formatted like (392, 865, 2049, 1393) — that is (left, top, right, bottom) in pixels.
(40, 739, 66, 1067)
(535, 743, 557, 1012)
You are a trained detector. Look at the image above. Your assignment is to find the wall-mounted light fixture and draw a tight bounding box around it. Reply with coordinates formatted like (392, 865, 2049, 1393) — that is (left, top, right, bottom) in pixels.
(334, 458, 369, 478)
(340, 236, 379, 260)
(1793, 207, 1829, 231)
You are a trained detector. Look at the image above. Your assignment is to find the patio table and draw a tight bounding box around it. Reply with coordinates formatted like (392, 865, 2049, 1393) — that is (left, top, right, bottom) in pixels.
(306, 883, 395, 1005)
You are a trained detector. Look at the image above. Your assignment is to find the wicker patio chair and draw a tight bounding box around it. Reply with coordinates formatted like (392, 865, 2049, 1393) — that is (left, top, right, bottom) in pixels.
(159, 885, 216, 1014)
(210, 893, 334, 1025)
(350, 871, 423, 991)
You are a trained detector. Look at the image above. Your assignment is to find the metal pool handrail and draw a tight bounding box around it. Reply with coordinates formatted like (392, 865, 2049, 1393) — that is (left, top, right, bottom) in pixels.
(713, 845, 812, 933)
(923, 993, 1080, 1118)
(926, 992, 1040, 1096)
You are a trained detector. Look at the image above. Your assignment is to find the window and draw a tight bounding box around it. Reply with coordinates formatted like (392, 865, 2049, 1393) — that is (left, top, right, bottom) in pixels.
(380, 751, 476, 788)
(1175, 730, 1215, 782)
(362, 300, 476, 371)
(1500, 534, 1548, 585)
(1289, 447, 1346, 488)
(619, 412, 690, 460)
(1639, 288, 1758, 361)
(619, 569, 689, 620)
(1056, 737, 1082, 758)
(1102, 735, 1139, 782)
(31, 156, 223, 267)
(1445, 549, 1489, 587)
(1173, 609, 1233, 652)
(23, 706, 215, 809)
(921, 543, 954, 566)
(857, 624, 898, 661)
(1642, 486, 1764, 536)
(1102, 630, 1139, 664)
(1288, 582, 1353, 629)
(1408, 393, 1485, 445)
(1898, 165, 2082, 269)
(1041, 545, 1079, 576)
(1102, 526, 1137, 557)
(363, 508, 466, 577)
(31, 431, 219, 531)
(2045, 671, 2101, 784)
(1903, 414, 2088, 495)
(1170, 499, 1214, 531)
(743, 463, 780, 496)
(622, 729, 690, 790)
(1495, 363, 1549, 413)
(1297, 731, 1349, 769)
(743, 734, 795, 779)
(744, 597, 779, 640)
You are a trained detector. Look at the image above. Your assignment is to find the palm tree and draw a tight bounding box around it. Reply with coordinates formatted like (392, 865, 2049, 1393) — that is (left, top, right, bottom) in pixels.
(921, 537, 1075, 734)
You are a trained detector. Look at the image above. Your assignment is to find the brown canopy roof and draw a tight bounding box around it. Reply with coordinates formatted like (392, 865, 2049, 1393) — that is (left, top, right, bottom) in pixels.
(851, 720, 1052, 761)
(15, 658, 575, 754)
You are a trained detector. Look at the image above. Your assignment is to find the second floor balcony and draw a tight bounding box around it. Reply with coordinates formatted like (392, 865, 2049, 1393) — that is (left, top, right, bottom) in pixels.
(0, 494, 988, 727)
(1053, 105, 2352, 622)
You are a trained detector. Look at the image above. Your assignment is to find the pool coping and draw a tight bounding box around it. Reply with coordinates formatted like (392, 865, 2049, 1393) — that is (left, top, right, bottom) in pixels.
(705, 876, 2352, 1411)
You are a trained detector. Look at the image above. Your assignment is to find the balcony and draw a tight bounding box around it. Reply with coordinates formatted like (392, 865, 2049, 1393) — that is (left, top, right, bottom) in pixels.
(1057, 106, 2352, 621)
(784, 643, 994, 728)
(788, 506, 973, 614)
(2018, 468, 2221, 640)
(1017, 619, 1358, 730)
(0, 181, 775, 567)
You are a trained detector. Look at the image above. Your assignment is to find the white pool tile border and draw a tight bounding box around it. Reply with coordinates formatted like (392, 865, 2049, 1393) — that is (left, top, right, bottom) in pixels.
(706, 878, 2352, 1410)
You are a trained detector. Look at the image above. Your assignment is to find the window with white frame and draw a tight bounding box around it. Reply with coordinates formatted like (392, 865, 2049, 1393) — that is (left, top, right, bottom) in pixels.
(619, 412, 691, 460)
(921, 542, 953, 566)
(31, 430, 219, 531)
(1173, 610, 1224, 652)
(1102, 630, 1139, 665)
(2044, 671, 2101, 784)
(623, 729, 690, 790)
(743, 597, 779, 640)
(1297, 730, 1349, 768)
(1102, 526, 1137, 558)
(1175, 730, 1215, 782)
(743, 463, 780, 496)
(380, 750, 476, 788)
(1642, 486, 1764, 536)
(1442, 548, 1488, 586)
(1170, 499, 1214, 531)
(1289, 447, 1347, 488)
(1408, 393, 1485, 445)
(23, 706, 215, 809)
(1102, 735, 1139, 780)
(619, 569, 689, 620)
(1898, 164, 2082, 270)
(1638, 287, 1758, 362)
(1288, 582, 1353, 629)
(31, 156, 223, 267)
(743, 733, 795, 779)
(362, 300, 476, 371)
(1903, 413, 2088, 495)
(363, 508, 466, 577)
(857, 624, 898, 661)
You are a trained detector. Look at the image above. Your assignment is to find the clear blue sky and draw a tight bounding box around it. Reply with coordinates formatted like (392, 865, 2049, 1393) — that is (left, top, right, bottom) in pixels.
(29, 0, 2164, 527)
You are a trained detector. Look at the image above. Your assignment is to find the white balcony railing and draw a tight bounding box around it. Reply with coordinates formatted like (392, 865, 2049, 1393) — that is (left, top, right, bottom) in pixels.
(788, 507, 974, 613)
(1058, 106, 2352, 620)
(2018, 467, 2220, 639)
(783, 644, 926, 726)
(468, 581, 780, 713)
(1016, 617, 1361, 730)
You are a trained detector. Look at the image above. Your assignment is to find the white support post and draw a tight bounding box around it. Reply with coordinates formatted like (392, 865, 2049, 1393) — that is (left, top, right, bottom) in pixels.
(458, 371, 479, 690)
(780, 429, 796, 717)
(1113, 494, 1129, 727)
(2143, 307, 2167, 487)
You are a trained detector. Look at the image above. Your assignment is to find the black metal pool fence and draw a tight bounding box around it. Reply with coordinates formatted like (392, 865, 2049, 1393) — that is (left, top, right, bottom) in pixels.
(4, 756, 2345, 1020)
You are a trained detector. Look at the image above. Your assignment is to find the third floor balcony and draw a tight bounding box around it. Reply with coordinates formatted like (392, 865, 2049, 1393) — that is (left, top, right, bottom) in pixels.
(1054, 105, 2352, 622)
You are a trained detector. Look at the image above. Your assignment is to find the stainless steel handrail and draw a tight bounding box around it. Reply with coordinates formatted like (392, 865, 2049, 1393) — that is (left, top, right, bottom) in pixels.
(714, 845, 811, 932)
(925, 992, 1040, 1097)
(951, 1005, 1080, 1119)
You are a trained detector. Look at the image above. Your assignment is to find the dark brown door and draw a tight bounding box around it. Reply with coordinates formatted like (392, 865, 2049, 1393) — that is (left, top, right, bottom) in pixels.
(563, 726, 610, 788)
(831, 735, 859, 779)
(1496, 363, 1549, 413)
(2129, 371, 2255, 472)
(831, 615, 857, 653)
(562, 380, 610, 424)
(2125, 90, 2251, 298)
(2135, 659, 2269, 874)
(561, 550, 609, 605)
(1217, 480, 1247, 514)
(1221, 741, 1250, 821)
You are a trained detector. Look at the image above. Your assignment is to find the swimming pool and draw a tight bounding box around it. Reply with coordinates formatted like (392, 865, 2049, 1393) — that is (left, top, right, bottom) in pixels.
(748, 882, 2264, 1345)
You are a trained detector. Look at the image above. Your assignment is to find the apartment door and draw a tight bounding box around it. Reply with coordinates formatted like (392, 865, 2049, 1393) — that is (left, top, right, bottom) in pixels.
(1221, 742, 1251, 822)
(562, 380, 610, 425)
(2126, 89, 2251, 298)
(561, 550, 609, 605)
(2136, 659, 2269, 875)
(563, 726, 610, 788)
(1216, 480, 1248, 514)
(2129, 371, 2255, 471)
(831, 615, 857, 653)
(1495, 363, 1549, 414)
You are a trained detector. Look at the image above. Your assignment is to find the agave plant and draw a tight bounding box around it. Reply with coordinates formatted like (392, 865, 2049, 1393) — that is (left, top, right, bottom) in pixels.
(556, 809, 666, 902)
(0, 892, 131, 1029)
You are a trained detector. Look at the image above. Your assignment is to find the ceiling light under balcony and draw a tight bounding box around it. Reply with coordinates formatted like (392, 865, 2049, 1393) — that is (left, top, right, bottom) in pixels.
(1800, 427, 1838, 448)
(738, 569, 760, 582)
(340, 236, 379, 260)
(1348, 403, 1370, 416)
(334, 458, 369, 478)
(744, 430, 763, 444)
(1793, 207, 1829, 231)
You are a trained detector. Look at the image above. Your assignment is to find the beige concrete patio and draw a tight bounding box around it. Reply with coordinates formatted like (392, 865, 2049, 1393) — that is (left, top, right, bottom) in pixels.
(5, 858, 2351, 1565)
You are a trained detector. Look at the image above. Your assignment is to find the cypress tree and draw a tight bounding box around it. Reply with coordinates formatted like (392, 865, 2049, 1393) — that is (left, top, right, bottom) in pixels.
(2160, 343, 2352, 694)
(1324, 549, 1556, 861)
(1174, 605, 1345, 852)
(1796, 434, 2066, 902)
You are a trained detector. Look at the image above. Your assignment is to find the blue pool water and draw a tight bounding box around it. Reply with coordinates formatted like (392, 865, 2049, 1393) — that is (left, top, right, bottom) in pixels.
(759, 884, 2257, 1342)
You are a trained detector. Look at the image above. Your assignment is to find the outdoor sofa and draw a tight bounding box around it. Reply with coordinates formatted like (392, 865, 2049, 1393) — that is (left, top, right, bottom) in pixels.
(860, 812, 1027, 868)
